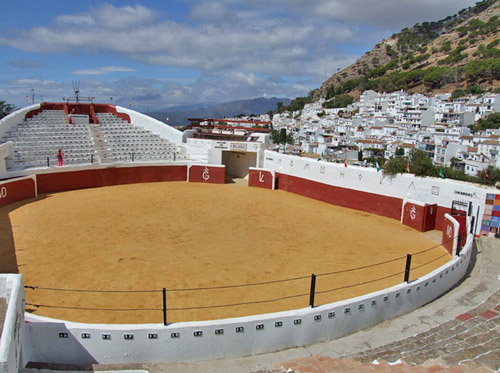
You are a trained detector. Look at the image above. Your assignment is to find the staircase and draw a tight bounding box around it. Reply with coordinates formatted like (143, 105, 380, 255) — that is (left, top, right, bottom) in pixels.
(87, 123, 112, 163)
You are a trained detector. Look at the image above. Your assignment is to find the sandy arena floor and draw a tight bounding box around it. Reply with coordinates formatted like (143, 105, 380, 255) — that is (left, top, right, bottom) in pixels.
(1, 181, 450, 324)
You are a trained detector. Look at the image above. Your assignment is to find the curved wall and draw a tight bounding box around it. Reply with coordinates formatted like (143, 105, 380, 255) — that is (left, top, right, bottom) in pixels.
(24, 236, 473, 365)
(0, 104, 40, 140)
(264, 151, 492, 233)
(0, 162, 477, 366)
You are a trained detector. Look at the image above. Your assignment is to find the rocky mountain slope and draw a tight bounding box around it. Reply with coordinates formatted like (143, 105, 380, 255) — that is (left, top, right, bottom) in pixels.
(313, 0, 499, 101)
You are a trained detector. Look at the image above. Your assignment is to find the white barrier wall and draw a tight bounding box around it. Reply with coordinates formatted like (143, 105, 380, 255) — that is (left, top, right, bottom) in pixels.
(0, 142, 14, 174)
(0, 105, 39, 139)
(0, 275, 25, 372)
(0, 159, 481, 366)
(263, 151, 493, 230)
(23, 234, 473, 364)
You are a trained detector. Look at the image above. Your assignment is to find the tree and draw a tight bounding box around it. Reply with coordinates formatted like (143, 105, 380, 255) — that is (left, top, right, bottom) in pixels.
(279, 128, 287, 144)
(409, 148, 438, 177)
(322, 94, 354, 109)
(478, 166, 500, 186)
(383, 149, 438, 177)
(383, 157, 407, 176)
(440, 40, 452, 52)
(271, 128, 294, 145)
(475, 112, 500, 131)
(395, 147, 405, 157)
(0, 101, 15, 119)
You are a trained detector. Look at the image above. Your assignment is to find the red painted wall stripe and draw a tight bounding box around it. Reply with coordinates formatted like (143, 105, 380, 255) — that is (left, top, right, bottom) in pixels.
(0, 178, 36, 208)
(435, 206, 452, 232)
(37, 165, 187, 194)
(276, 173, 402, 220)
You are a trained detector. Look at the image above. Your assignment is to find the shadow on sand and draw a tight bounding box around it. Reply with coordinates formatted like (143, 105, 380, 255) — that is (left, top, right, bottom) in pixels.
(225, 173, 248, 186)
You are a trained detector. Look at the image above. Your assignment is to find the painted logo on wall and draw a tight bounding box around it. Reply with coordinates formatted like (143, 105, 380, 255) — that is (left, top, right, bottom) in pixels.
(410, 205, 417, 220)
(0, 186, 7, 199)
(202, 167, 210, 181)
(446, 224, 453, 238)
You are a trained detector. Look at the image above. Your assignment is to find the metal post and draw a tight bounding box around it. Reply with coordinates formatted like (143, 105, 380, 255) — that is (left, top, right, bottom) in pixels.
(404, 254, 412, 283)
(162, 288, 167, 326)
(456, 234, 462, 256)
(47, 157, 50, 167)
(174, 152, 176, 162)
(91, 154, 94, 164)
(132, 153, 135, 162)
(309, 274, 316, 308)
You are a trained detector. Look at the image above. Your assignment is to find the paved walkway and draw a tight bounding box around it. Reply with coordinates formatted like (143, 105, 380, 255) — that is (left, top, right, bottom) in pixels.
(0, 297, 6, 339)
(23, 237, 499, 372)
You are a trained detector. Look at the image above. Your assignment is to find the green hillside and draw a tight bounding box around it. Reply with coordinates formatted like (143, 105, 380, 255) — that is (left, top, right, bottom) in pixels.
(314, 0, 499, 102)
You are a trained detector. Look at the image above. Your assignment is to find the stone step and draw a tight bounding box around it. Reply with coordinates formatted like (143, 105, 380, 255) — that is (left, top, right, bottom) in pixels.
(274, 356, 493, 372)
(343, 290, 499, 372)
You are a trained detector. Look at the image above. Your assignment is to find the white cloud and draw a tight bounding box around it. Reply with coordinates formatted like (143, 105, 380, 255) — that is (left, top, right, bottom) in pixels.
(73, 66, 137, 75)
(286, 0, 476, 29)
(190, 1, 238, 23)
(10, 78, 60, 86)
(0, 3, 341, 76)
(0, 0, 479, 110)
(56, 14, 95, 26)
(56, 4, 156, 29)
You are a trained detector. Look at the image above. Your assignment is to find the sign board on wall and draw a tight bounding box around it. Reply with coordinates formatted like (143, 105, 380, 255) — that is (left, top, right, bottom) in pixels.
(214, 142, 229, 150)
(230, 143, 247, 152)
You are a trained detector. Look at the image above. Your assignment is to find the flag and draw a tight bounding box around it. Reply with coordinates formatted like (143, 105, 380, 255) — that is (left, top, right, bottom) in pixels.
(485, 169, 489, 179)
(344, 155, 348, 168)
(439, 168, 445, 179)
(405, 161, 410, 172)
(375, 160, 381, 172)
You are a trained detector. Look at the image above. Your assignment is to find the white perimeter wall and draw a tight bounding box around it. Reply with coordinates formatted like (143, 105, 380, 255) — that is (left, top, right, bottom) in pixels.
(263, 151, 496, 230)
(0, 154, 486, 366)
(0, 275, 25, 372)
(22, 234, 474, 365)
(0, 142, 14, 174)
(0, 105, 39, 139)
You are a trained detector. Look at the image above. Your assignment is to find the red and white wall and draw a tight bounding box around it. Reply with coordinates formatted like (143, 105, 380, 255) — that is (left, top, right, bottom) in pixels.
(263, 151, 493, 234)
(0, 156, 487, 366)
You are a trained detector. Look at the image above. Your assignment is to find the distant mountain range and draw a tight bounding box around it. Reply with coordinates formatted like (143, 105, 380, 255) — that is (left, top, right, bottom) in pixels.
(145, 97, 291, 126)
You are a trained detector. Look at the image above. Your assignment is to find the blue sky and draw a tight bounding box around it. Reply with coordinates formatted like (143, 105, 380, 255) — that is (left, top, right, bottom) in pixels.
(0, 0, 477, 112)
